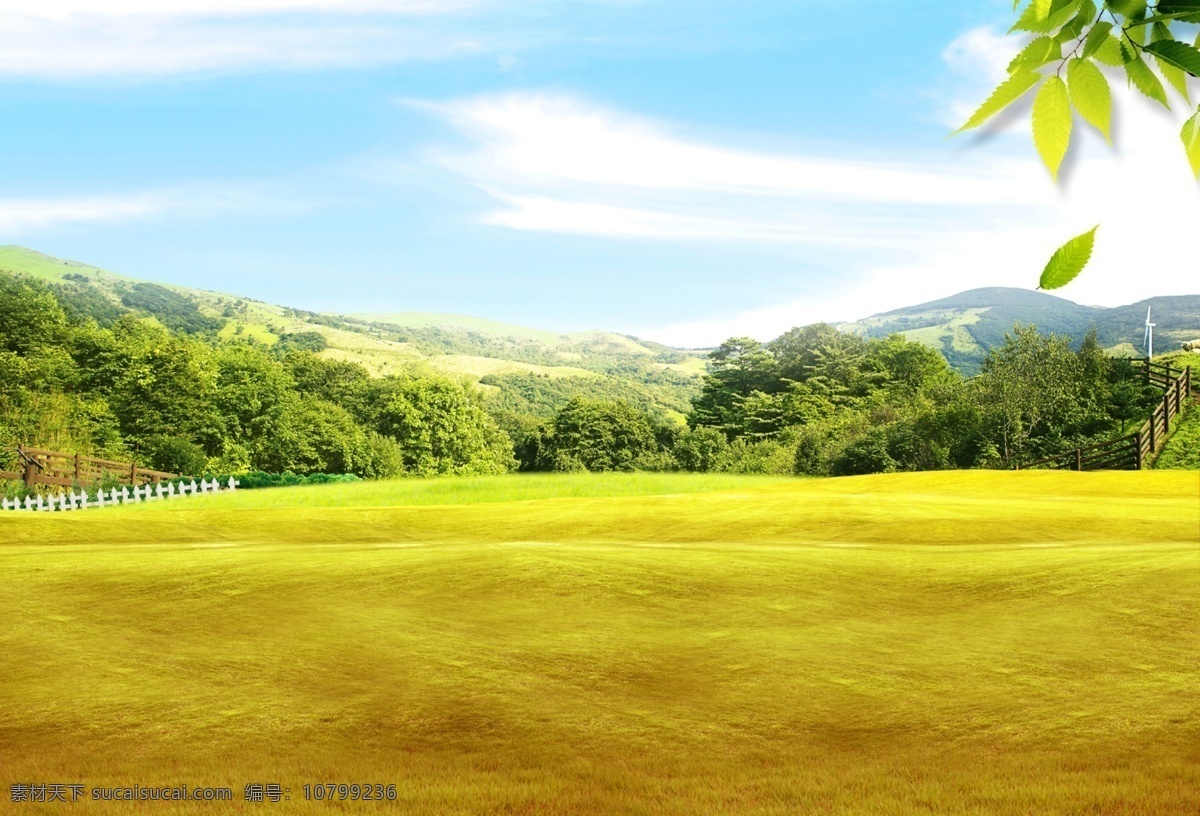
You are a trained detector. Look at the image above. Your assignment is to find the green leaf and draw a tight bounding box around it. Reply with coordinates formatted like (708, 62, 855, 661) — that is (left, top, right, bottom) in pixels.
(1081, 21, 1115, 57)
(1125, 55, 1171, 107)
(1056, 7, 1092, 41)
(1013, 0, 1081, 32)
(1156, 1, 1200, 22)
(955, 71, 1042, 134)
(1183, 112, 1200, 178)
(1151, 21, 1174, 40)
(1034, 0, 1053, 18)
(1033, 75, 1073, 179)
(1068, 58, 1113, 141)
(1154, 58, 1191, 101)
(1008, 36, 1063, 73)
(1128, 11, 1200, 25)
(1092, 32, 1125, 65)
(1039, 226, 1099, 290)
(1105, 0, 1147, 15)
(1150, 24, 1192, 101)
(1143, 39, 1200, 76)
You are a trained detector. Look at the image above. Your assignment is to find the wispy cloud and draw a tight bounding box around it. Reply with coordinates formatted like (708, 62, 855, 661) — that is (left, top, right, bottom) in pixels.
(429, 93, 1042, 209)
(416, 90, 1054, 279)
(0, 11, 491, 77)
(0, 187, 312, 235)
(0, 1, 479, 19)
(414, 89, 1053, 344)
(416, 29, 1199, 347)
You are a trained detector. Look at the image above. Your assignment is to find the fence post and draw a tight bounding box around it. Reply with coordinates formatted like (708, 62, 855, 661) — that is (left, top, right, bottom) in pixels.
(130, 462, 137, 486)
(1149, 408, 1158, 453)
(74, 452, 81, 483)
(1164, 392, 1171, 434)
(19, 444, 35, 489)
(1134, 429, 1143, 470)
(1075, 449, 1082, 471)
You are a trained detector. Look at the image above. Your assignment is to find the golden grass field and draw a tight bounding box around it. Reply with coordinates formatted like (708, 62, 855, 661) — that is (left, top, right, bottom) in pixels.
(2, 471, 1198, 814)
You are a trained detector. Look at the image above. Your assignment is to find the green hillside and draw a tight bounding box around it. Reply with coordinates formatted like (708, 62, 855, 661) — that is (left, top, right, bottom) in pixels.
(841, 287, 1200, 374)
(355, 311, 565, 344)
(0, 246, 704, 421)
(0, 245, 131, 283)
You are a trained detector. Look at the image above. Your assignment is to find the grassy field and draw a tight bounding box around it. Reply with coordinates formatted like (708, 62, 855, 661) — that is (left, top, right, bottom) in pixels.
(1157, 400, 1200, 470)
(0, 245, 130, 283)
(2, 471, 1198, 814)
(897, 308, 987, 356)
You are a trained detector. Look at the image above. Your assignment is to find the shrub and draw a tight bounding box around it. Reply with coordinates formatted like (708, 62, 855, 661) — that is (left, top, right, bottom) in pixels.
(831, 429, 897, 476)
(714, 437, 797, 475)
(142, 435, 209, 476)
(203, 471, 361, 490)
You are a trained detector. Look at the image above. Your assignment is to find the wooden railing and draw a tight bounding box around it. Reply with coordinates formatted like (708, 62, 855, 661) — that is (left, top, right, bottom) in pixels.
(0, 444, 176, 489)
(1018, 361, 1193, 472)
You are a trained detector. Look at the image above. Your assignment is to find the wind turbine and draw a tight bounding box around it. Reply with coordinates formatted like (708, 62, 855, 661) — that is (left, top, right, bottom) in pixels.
(1143, 306, 1155, 359)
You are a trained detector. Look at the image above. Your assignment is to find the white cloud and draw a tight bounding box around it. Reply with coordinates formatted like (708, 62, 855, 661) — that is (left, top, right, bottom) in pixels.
(939, 24, 1017, 128)
(479, 190, 992, 249)
(0, 1, 476, 20)
(0, 187, 310, 235)
(419, 26, 1200, 347)
(431, 93, 1041, 206)
(0, 194, 165, 234)
(0, 12, 489, 76)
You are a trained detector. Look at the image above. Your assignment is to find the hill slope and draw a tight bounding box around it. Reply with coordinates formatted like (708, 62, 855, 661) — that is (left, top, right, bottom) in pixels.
(841, 287, 1200, 373)
(0, 246, 704, 421)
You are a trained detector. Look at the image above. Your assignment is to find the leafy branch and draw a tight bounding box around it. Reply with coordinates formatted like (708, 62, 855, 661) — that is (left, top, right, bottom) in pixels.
(954, 0, 1200, 290)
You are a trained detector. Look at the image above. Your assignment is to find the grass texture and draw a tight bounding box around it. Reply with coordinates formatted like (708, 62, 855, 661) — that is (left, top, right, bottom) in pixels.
(1157, 401, 1200, 470)
(1, 470, 1198, 814)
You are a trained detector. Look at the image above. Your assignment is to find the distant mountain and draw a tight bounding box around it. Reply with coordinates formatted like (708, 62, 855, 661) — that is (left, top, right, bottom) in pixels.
(6, 245, 1196, 389)
(840, 287, 1200, 375)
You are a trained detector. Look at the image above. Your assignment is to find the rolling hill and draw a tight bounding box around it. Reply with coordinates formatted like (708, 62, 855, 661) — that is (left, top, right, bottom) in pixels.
(0, 246, 705, 421)
(6, 245, 1198, 397)
(840, 287, 1200, 374)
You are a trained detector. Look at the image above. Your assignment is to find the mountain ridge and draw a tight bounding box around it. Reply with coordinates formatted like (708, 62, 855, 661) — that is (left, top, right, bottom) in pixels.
(840, 286, 1200, 374)
(4, 246, 1199, 380)
(0, 245, 705, 421)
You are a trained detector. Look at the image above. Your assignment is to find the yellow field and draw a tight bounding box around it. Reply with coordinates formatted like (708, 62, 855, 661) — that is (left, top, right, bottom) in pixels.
(2, 471, 1198, 814)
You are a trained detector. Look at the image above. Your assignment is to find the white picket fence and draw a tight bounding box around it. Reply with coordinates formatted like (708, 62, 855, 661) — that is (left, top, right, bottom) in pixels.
(0, 477, 239, 512)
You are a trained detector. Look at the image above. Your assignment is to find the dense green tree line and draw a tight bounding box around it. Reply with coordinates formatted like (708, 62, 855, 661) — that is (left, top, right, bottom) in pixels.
(516, 323, 1160, 476)
(0, 272, 514, 479)
(0, 269, 1164, 484)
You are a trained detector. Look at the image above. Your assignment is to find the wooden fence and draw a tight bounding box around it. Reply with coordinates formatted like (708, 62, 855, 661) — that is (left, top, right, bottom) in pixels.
(0, 444, 176, 490)
(1018, 361, 1193, 472)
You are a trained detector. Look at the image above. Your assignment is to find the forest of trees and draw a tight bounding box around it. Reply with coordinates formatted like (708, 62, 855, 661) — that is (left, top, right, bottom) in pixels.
(509, 323, 1159, 476)
(0, 272, 515, 483)
(0, 269, 1164, 490)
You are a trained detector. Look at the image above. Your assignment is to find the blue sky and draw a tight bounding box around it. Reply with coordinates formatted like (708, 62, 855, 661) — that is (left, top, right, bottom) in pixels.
(2, 0, 1197, 346)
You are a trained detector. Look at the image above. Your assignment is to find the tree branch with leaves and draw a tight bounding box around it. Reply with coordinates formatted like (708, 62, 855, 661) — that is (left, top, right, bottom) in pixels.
(954, 0, 1200, 289)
